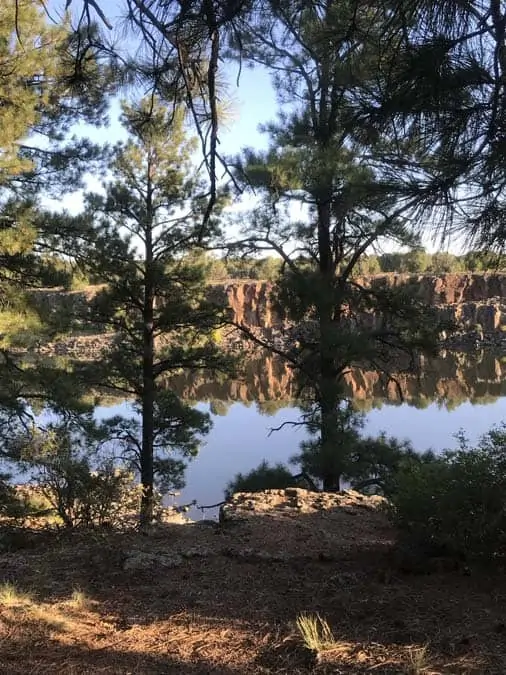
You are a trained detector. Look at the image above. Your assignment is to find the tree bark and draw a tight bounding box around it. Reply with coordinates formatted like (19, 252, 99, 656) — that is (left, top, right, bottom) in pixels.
(140, 324, 155, 526)
(317, 193, 342, 491)
(140, 173, 155, 528)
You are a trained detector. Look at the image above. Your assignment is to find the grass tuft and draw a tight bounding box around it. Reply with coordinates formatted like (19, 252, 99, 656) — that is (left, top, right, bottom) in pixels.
(296, 613, 336, 653)
(0, 582, 32, 607)
(68, 588, 92, 611)
(405, 645, 429, 674)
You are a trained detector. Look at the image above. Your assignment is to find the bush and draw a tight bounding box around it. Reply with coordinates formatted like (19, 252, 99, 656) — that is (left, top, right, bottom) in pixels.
(388, 425, 506, 561)
(31, 456, 145, 528)
(8, 424, 158, 528)
(225, 460, 295, 499)
(0, 473, 32, 520)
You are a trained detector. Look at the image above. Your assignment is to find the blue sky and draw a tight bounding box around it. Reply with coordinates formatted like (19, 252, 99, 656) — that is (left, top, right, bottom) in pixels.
(44, 0, 456, 254)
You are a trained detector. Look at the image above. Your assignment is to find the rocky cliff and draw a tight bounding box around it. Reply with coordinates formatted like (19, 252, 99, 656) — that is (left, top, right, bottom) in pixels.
(217, 273, 506, 333)
(31, 273, 506, 335)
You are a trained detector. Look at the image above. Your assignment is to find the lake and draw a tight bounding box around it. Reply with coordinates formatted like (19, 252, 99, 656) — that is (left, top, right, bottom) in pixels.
(94, 350, 506, 516)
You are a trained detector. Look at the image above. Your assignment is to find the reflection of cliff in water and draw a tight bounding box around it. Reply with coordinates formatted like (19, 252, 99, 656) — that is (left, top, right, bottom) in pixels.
(166, 350, 506, 411)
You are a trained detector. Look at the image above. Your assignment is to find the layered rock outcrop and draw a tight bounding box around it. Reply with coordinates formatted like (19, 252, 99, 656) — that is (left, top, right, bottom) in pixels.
(218, 273, 506, 333)
(31, 273, 506, 334)
(220, 487, 385, 522)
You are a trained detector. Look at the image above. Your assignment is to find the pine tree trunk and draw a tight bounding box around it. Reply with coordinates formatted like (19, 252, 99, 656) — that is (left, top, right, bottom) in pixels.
(317, 195, 342, 492)
(140, 182, 155, 529)
(319, 365, 342, 492)
(140, 338, 155, 527)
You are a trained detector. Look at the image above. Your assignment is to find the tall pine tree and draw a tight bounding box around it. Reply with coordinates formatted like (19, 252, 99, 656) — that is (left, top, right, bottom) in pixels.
(228, 1, 444, 489)
(74, 98, 229, 524)
(0, 1, 113, 428)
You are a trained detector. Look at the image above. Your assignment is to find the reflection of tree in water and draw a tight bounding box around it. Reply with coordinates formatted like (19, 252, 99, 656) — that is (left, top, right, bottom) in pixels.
(209, 400, 232, 417)
(166, 350, 506, 411)
(256, 400, 293, 416)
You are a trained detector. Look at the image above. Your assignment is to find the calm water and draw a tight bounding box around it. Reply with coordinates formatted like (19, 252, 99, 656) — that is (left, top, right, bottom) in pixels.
(93, 349, 506, 514)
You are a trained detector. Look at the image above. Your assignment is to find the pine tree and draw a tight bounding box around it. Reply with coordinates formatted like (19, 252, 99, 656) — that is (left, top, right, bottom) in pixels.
(228, 1, 445, 489)
(0, 2, 113, 431)
(74, 98, 230, 524)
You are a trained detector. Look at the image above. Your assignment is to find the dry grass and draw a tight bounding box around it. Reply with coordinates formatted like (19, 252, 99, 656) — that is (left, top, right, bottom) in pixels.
(0, 582, 32, 607)
(0, 503, 504, 674)
(67, 588, 93, 611)
(404, 646, 430, 674)
(296, 613, 336, 653)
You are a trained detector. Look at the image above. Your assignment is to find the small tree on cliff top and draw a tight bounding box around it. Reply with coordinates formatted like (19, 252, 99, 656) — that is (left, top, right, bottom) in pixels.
(74, 98, 230, 525)
(230, 0, 445, 490)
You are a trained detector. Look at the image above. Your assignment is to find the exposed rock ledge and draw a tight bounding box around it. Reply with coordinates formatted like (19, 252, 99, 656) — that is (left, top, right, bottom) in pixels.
(219, 487, 386, 522)
(122, 489, 392, 571)
(26, 273, 506, 360)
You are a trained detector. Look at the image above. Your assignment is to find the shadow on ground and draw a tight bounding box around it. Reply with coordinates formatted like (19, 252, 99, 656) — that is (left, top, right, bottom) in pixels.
(0, 507, 505, 674)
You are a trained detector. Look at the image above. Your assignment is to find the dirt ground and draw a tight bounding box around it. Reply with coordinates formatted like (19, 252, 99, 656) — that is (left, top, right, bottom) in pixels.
(0, 489, 505, 674)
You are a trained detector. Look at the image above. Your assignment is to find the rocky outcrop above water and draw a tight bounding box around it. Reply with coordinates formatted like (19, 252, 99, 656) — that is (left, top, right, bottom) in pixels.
(27, 273, 506, 361)
(357, 272, 506, 304)
(31, 273, 506, 335)
(216, 274, 506, 333)
(119, 489, 392, 572)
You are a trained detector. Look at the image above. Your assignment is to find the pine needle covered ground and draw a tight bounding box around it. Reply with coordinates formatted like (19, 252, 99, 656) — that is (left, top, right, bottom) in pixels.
(0, 490, 504, 674)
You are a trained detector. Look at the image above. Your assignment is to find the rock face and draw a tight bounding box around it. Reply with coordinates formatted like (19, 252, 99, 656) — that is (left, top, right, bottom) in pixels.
(27, 274, 506, 363)
(123, 550, 183, 571)
(217, 488, 392, 560)
(30, 273, 506, 336)
(218, 274, 506, 333)
(119, 489, 393, 571)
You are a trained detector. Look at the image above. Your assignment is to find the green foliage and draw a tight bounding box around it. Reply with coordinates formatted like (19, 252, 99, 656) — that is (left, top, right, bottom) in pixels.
(428, 252, 464, 274)
(291, 402, 364, 491)
(0, 2, 62, 181)
(256, 400, 290, 416)
(209, 400, 232, 416)
(0, 472, 29, 520)
(401, 250, 431, 274)
(255, 257, 282, 281)
(228, 3, 449, 490)
(0, 2, 112, 433)
(289, 401, 438, 493)
(354, 255, 382, 276)
(0, 308, 44, 349)
(373, 250, 506, 274)
(98, 392, 209, 494)
(59, 96, 233, 523)
(225, 460, 295, 499)
(207, 256, 229, 281)
(8, 422, 147, 528)
(388, 426, 506, 561)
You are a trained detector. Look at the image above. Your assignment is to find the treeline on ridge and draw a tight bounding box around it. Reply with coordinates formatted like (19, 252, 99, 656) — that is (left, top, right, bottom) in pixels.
(47, 249, 506, 291)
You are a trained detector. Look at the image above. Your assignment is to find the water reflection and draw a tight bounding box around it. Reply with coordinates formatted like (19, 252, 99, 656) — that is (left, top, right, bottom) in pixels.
(163, 349, 506, 410)
(16, 350, 506, 520)
(96, 394, 506, 514)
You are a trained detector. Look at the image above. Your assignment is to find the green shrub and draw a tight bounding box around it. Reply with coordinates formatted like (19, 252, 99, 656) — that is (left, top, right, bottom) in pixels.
(388, 425, 506, 561)
(31, 457, 145, 528)
(8, 424, 157, 528)
(225, 460, 295, 499)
